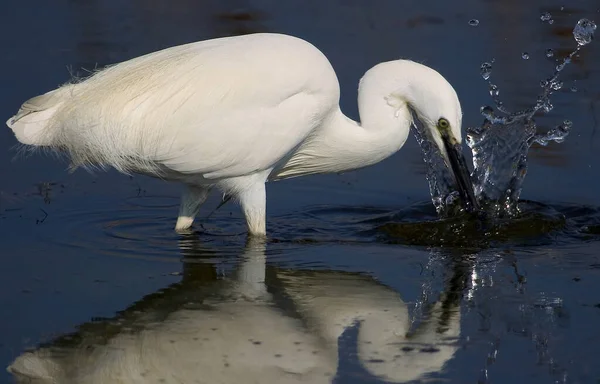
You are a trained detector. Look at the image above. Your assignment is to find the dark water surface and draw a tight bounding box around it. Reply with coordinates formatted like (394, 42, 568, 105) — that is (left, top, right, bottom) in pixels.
(1, 0, 600, 383)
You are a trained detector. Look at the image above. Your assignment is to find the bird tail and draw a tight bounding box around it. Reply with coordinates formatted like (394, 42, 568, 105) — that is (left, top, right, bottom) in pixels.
(6, 88, 68, 146)
(7, 352, 61, 383)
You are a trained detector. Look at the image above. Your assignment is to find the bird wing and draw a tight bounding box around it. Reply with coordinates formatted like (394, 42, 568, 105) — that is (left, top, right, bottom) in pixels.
(49, 34, 339, 179)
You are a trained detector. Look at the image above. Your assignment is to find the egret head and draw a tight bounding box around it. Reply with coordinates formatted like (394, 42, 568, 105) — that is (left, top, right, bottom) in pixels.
(428, 116, 479, 213)
(397, 61, 479, 211)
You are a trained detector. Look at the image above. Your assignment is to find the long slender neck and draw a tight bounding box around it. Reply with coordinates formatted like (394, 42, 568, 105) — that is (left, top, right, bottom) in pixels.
(310, 71, 414, 174)
(275, 60, 451, 180)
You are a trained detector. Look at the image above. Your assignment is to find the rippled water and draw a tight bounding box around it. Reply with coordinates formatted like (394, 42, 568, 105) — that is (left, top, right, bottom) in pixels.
(5, 194, 600, 383)
(2, 1, 600, 384)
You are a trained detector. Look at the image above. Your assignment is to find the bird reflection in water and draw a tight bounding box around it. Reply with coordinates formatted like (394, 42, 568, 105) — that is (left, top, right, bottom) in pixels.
(8, 238, 470, 383)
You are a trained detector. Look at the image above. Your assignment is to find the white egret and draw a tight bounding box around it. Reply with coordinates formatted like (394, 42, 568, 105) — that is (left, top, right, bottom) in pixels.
(6, 33, 476, 236)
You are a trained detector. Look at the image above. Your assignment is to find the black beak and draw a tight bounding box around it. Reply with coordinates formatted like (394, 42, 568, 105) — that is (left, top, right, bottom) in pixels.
(441, 132, 479, 212)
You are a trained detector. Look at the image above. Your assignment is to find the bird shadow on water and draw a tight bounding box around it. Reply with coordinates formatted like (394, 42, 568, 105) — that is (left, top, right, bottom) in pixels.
(7, 234, 472, 384)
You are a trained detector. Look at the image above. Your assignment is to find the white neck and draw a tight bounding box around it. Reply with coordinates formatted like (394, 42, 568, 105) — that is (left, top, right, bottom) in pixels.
(276, 61, 442, 179)
(318, 84, 413, 174)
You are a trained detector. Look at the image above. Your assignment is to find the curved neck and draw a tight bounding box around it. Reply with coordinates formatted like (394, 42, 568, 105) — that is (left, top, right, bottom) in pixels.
(310, 72, 415, 174)
(275, 60, 449, 180)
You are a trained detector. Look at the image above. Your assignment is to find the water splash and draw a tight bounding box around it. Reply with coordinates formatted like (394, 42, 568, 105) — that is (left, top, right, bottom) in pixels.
(412, 116, 463, 216)
(465, 18, 596, 217)
(412, 18, 596, 219)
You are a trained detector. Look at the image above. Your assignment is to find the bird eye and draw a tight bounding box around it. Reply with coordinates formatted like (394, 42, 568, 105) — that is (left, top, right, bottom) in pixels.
(437, 118, 450, 130)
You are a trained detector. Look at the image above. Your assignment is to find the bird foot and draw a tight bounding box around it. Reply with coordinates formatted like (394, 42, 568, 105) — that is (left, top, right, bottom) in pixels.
(175, 216, 195, 233)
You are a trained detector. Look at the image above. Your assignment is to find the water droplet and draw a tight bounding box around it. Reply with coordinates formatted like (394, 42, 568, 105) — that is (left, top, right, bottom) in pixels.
(480, 105, 494, 116)
(534, 94, 553, 112)
(480, 62, 493, 80)
(570, 86, 578, 92)
(540, 12, 553, 23)
(573, 19, 597, 46)
(534, 120, 572, 145)
(469, 19, 479, 27)
(551, 81, 563, 90)
(466, 134, 476, 147)
(480, 106, 507, 124)
(489, 83, 499, 97)
(522, 52, 530, 60)
(535, 137, 549, 146)
(445, 191, 460, 206)
(545, 48, 554, 57)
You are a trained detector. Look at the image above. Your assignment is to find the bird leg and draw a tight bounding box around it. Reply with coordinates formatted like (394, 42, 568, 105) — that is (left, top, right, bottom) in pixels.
(237, 182, 267, 237)
(175, 185, 211, 232)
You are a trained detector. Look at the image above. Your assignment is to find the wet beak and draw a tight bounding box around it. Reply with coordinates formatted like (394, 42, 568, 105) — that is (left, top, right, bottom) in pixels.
(440, 130, 479, 212)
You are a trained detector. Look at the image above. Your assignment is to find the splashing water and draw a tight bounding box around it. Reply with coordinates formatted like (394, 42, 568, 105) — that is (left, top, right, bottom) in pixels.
(412, 116, 463, 216)
(412, 18, 596, 218)
(467, 18, 596, 217)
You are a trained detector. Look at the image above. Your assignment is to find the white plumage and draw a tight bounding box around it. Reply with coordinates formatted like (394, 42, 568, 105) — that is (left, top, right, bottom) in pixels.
(7, 33, 465, 235)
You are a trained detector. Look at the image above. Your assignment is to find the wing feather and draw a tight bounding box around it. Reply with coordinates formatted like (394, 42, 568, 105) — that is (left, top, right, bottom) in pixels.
(44, 33, 339, 178)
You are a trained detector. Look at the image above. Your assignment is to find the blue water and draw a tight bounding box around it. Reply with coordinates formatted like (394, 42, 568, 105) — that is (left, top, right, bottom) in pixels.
(1, 1, 600, 383)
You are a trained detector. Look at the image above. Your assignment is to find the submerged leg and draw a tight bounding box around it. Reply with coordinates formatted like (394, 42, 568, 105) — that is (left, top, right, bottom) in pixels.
(175, 185, 212, 232)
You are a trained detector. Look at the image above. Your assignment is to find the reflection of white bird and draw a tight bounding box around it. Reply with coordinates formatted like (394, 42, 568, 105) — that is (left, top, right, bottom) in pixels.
(8, 239, 462, 384)
(6, 33, 475, 236)
(282, 274, 462, 383)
